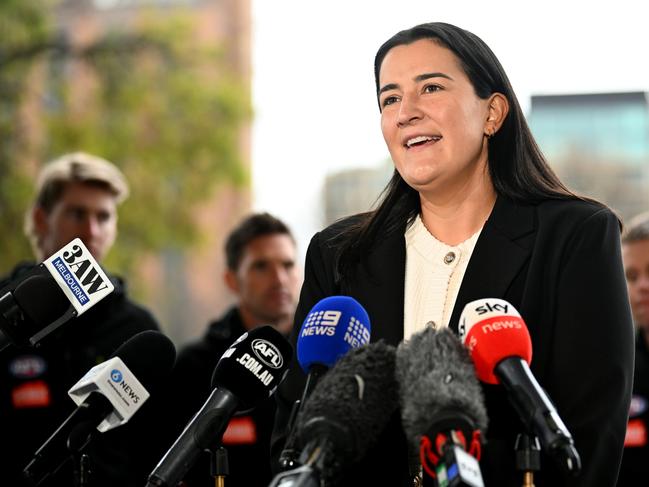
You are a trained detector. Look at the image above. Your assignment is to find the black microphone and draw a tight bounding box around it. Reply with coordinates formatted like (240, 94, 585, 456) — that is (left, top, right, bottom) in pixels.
(269, 341, 399, 487)
(459, 298, 581, 475)
(397, 327, 488, 487)
(147, 325, 293, 487)
(23, 330, 176, 486)
(279, 295, 372, 471)
(1, 238, 114, 351)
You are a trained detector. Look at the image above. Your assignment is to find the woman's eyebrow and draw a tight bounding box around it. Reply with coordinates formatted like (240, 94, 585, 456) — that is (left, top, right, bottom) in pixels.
(378, 72, 454, 96)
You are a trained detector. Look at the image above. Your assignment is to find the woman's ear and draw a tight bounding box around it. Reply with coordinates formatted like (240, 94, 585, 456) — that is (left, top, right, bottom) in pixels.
(484, 93, 510, 138)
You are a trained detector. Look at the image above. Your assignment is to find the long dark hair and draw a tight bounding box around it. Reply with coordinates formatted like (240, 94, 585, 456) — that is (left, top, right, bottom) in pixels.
(334, 22, 578, 280)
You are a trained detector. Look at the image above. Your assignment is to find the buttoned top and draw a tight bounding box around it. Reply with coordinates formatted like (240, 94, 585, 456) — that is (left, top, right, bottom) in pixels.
(403, 215, 482, 340)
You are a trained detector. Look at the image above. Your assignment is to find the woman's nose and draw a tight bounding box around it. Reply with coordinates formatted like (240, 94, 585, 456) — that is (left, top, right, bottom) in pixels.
(397, 94, 423, 127)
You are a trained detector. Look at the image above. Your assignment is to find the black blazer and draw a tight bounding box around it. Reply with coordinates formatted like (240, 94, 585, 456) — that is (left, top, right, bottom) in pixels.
(273, 196, 634, 486)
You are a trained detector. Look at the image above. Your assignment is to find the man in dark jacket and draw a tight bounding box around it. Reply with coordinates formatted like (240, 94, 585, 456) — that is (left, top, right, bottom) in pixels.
(168, 213, 300, 487)
(619, 212, 649, 486)
(0, 152, 160, 486)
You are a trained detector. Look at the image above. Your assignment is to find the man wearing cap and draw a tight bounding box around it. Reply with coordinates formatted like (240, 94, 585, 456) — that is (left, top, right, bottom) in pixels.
(0, 152, 160, 486)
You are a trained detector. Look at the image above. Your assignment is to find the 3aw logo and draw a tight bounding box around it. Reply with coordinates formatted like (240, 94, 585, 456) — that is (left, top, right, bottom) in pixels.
(50, 243, 109, 301)
(45, 238, 114, 315)
(111, 369, 123, 383)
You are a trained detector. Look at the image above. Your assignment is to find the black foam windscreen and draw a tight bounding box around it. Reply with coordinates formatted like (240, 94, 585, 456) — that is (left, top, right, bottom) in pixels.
(111, 330, 176, 393)
(396, 327, 487, 445)
(13, 274, 70, 326)
(295, 341, 399, 467)
(211, 325, 293, 408)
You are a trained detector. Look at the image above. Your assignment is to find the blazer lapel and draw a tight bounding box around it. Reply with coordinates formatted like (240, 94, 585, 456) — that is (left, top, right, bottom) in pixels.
(346, 225, 407, 346)
(449, 196, 535, 333)
(346, 197, 535, 341)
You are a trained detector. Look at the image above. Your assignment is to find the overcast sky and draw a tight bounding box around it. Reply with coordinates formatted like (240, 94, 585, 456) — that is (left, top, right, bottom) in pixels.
(251, 0, 649, 258)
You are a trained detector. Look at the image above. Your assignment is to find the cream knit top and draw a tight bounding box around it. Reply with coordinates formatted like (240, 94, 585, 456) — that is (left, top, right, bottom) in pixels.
(403, 215, 482, 340)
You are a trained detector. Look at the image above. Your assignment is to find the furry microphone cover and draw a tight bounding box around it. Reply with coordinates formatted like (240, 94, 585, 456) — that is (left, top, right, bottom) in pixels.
(396, 327, 488, 447)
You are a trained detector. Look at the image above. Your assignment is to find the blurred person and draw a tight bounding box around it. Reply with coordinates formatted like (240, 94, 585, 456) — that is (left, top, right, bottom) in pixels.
(618, 212, 649, 485)
(272, 22, 633, 487)
(168, 212, 300, 487)
(0, 152, 160, 486)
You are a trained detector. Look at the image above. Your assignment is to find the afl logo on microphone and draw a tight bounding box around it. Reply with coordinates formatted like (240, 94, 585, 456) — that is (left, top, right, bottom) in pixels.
(111, 369, 123, 383)
(251, 339, 283, 369)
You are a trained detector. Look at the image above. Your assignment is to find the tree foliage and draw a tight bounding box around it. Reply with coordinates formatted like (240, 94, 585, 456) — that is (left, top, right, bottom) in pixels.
(0, 0, 55, 268)
(0, 1, 251, 276)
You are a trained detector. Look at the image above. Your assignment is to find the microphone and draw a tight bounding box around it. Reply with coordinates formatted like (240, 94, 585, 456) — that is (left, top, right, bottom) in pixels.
(279, 295, 371, 471)
(458, 298, 581, 475)
(397, 327, 487, 487)
(147, 325, 293, 487)
(23, 330, 176, 486)
(0, 238, 114, 351)
(269, 341, 399, 487)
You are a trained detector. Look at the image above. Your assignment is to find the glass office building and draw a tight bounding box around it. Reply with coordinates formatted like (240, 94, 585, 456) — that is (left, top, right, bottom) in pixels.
(529, 92, 649, 219)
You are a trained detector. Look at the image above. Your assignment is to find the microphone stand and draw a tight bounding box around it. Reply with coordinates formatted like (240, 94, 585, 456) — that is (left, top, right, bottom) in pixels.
(267, 441, 329, 487)
(514, 433, 540, 487)
(24, 418, 96, 486)
(210, 446, 229, 487)
(278, 399, 303, 471)
(72, 453, 92, 487)
(69, 421, 96, 487)
(279, 364, 328, 472)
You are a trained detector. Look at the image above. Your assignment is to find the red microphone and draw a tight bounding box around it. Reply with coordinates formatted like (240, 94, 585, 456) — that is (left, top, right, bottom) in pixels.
(459, 298, 581, 476)
(459, 299, 531, 385)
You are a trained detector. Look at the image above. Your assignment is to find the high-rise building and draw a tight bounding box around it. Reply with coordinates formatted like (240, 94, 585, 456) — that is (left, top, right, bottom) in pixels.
(323, 161, 393, 226)
(529, 92, 649, 219)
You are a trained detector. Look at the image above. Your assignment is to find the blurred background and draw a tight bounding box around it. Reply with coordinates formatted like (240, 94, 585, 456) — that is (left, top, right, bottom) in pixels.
(2, 0, 648, 345)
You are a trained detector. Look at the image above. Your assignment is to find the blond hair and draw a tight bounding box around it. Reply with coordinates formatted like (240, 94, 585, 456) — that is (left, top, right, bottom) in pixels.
(622, 212, 649, 244)
(24, 152, 129, 256)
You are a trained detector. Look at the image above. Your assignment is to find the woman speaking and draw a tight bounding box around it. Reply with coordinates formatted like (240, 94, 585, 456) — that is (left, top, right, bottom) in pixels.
(273, 22, 633, 487)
